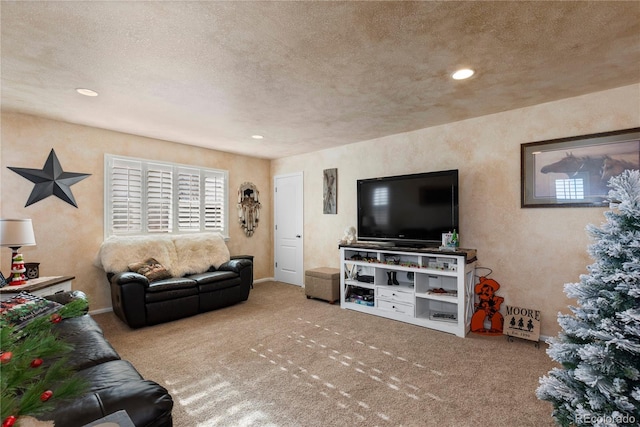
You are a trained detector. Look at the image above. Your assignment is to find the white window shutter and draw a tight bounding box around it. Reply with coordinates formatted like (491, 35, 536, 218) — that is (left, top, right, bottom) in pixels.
(109, 158, 143, 234)
(146, 163, 173, 233)
(177, 167, 201, 231)
(204, 172, 225, 231)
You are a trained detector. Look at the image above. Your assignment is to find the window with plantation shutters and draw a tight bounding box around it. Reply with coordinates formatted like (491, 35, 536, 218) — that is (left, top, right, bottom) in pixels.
(105, 155, 228, 238)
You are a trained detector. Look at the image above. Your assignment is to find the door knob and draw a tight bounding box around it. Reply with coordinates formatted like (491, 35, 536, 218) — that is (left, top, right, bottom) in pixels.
(296, 235, 301, 238)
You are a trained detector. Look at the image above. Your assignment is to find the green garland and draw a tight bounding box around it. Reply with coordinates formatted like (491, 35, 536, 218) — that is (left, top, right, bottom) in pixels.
(1, 299, 89, 425)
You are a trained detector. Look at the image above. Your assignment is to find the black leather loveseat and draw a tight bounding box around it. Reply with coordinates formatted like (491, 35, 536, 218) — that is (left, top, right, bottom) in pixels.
(97, 233, 253, 328)
(108, 257, 252, 328)
(39, 293, 173, 426)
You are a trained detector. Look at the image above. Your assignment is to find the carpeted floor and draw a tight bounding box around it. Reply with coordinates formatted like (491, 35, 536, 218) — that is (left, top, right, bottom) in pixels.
(93, 281, 558, 427)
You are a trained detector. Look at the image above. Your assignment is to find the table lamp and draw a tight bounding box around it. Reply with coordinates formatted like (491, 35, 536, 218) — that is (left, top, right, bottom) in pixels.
(0, 219, 37, 285)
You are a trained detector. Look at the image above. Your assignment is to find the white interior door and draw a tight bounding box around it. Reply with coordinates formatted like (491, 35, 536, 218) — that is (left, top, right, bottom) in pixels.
(274, 172, 303, 285)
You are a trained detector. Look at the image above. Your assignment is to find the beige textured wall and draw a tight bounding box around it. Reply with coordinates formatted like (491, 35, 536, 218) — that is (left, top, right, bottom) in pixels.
(1, 113, 272, 311)
(271, 84, 640, 337)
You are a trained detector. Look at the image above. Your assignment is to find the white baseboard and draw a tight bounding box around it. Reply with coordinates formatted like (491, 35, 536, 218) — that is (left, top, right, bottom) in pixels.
(253, 277, 274, 284)
(539, 334, 551, 344)
(89, 306, 113, 316)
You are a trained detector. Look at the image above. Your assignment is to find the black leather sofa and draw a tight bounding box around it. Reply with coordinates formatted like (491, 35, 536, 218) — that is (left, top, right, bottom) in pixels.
(39, 293, 173, 426)
(108, 257, 253, 328)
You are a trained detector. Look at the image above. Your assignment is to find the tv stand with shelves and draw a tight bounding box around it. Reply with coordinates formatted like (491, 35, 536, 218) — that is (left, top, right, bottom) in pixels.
(340, 244, 477, 337)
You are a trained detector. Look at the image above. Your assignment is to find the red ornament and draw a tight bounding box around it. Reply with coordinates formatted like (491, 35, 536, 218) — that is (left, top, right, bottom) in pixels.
(40, 390, 53, 402)
(2, 416, 17, 427)
(0, 352, 13, 364)
(50, 313, 62, 324)
(30, 357, 43, 368)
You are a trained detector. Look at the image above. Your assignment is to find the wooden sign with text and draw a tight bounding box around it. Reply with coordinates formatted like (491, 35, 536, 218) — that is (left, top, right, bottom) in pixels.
(504, 305, 540, 342)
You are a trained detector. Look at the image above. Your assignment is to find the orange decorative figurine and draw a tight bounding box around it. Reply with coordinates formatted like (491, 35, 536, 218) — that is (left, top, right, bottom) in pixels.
(471, 277, 504, 335)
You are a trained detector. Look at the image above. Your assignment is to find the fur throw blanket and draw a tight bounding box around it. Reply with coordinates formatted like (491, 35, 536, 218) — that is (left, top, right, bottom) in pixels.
(97, 233, 230, 277)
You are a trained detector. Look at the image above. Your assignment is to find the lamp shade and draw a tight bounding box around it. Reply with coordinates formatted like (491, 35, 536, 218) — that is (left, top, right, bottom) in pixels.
(0, 219, 36, 247)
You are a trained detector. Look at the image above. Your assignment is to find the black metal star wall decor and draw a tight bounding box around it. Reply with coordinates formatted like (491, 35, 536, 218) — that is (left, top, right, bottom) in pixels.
(8, 149, 91, 208)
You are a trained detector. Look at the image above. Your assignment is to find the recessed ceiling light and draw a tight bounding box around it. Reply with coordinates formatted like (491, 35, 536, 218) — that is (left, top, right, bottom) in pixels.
(451, 69, 475, 80)
(76, 88, 98, 97)
(251, 135, 264, 140)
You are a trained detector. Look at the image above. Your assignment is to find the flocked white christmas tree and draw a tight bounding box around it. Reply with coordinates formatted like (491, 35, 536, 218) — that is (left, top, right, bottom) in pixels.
(537, 169, 640, 426)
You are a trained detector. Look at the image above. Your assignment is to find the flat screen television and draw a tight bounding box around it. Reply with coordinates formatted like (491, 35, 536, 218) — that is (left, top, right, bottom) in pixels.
(357, 169, 459, 247)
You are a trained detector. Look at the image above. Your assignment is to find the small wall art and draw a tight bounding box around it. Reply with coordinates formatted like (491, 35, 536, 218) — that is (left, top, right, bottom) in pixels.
(323, 168, 337, 214)
(238, 182, 261, 237)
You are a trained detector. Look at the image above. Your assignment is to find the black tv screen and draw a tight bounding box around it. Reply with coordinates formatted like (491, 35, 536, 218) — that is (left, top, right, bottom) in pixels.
(357, 170, 459, 247)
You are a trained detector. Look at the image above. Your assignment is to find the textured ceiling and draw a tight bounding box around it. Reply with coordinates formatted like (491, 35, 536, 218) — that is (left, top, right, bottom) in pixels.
(1, 1, 639, 159)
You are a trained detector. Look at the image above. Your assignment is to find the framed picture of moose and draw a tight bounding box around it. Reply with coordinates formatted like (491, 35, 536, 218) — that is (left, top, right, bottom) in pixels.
(521, 127, 640, 207)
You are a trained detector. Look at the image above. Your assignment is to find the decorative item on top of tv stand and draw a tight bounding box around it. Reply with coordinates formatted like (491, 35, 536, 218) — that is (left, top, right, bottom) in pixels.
(0, 219, 37, 286)
(238, 182, 261, 237)
(339, 226, 356, 245)
(441, 229, 459, 250)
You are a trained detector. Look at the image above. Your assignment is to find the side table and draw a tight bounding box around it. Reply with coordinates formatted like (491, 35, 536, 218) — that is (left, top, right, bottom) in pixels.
(0, 276, 74, 298)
